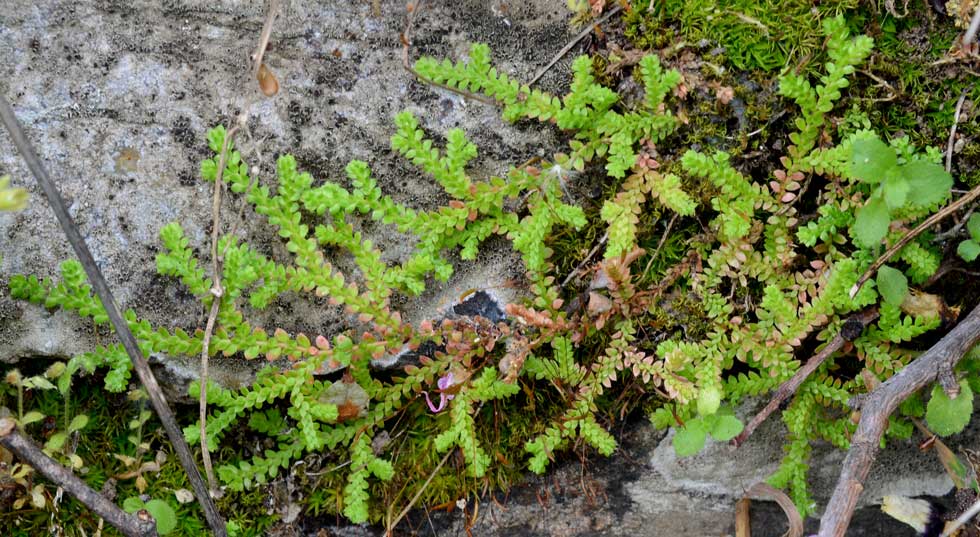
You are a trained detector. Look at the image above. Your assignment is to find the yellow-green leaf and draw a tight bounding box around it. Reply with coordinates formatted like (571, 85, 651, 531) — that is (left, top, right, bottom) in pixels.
(926, 381, 973, 437)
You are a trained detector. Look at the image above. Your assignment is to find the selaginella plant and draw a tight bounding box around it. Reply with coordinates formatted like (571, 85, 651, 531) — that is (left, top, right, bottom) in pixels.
(646, 17, 956, 514)
(426, 14, 963, 515)
(5, 13, 967, 525)
(9, 101, 588, 521)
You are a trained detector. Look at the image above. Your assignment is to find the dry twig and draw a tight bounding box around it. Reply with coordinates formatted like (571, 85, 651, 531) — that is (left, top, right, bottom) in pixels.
(735, 497, 751, 537)
(560, 231, 608, 288)
(527, 6, 623, 87)
(818, 302, 980, 537)
(946, 89, 969, 173)
(198, 0, 281, 494)
(198, 119, 241, 493)
(849, 182, 980, 299)
(251, 0, 279, 80)
(731, 309, 878, 447)
(741, 482, 804, 537)
(0, 95, 227, 536)
(385, 442, 454, 536)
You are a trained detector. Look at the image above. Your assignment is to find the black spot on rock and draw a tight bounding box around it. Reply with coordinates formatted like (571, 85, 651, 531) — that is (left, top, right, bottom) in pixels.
(452, 290, 506, 323)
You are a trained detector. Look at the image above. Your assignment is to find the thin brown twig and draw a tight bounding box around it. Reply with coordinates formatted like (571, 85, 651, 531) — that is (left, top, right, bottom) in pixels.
(399, 1, 497, 106)
(385, 446, 453, 536)
(946, 89, 968, 173)
(818, 302, 980, 537)
(744, 483, 804, 537)
(849, 182, 980, 299)
(641, 213, 679, 278)
(251, 0, 280, 79)
(0, 418, 158, 537)
(199, 0, 281, 495)
(527, 6, 623, 87)
(731, 309, 878, 447)
(560, 231, 608, 288)
(385, 399, 487, 535)
(857, 69, 897, 102)
(198, 118, 243, 493)
(0, 96, 227, 536)
(732, 334, 845, 447)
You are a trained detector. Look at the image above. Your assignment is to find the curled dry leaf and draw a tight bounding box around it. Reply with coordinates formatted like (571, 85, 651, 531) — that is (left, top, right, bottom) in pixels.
(901, 289, 957, 323)
(742, 482, 804, 537)
(714, 84, 735, 105)
(257, 63, 279, 97)
(320, 379, 370, 422)
(587, 291, 613, 314)
(174, 488, 194, 504)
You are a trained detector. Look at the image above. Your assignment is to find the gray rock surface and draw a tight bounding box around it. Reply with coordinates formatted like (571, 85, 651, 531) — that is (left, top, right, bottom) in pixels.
(414, 404, 970, 537)
(298, 417, 942, 536)
(0, 0, 573, 392)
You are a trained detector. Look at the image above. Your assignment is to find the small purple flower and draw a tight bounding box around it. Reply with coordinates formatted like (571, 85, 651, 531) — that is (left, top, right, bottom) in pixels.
(424, 373, 456, 413)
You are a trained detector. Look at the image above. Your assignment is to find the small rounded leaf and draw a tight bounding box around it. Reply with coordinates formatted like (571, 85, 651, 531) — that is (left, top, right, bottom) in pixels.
(697, 385, 722, 417)
(123, 496, 145, 513)
(900, 160, 952, 209)
(672, 419, 708, 457)
(926, 381, 973, 437)
(968, 214, 980, 243)
(958, 240, 980, 263)
(881, 172, 909, 210)
(876, 265, 908, 306)
(68, 414, 89, 433)
(850, 137, 896, 183)
(144, 499, 178, 535)
(20, 411, 45, 426)
(173, 488, 193, 505)
(853, 196, 890, 248)
(31, 485, 46, 509)
(708, 415, 744, 441)
(44, 432, 67, 452)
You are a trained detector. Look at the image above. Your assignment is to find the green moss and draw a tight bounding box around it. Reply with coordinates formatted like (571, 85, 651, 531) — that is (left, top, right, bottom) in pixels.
(623, 8, 675, 50)
(628, 0, 858, 71)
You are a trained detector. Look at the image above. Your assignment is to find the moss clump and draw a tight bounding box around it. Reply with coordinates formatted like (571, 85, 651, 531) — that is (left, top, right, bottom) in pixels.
(625, 0, 858, 71)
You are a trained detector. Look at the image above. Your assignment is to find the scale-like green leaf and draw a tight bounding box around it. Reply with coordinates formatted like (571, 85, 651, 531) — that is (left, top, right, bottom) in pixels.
(697, 386, 722, 416)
